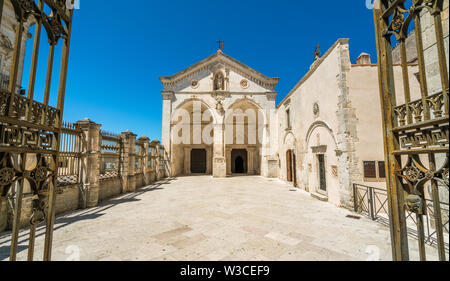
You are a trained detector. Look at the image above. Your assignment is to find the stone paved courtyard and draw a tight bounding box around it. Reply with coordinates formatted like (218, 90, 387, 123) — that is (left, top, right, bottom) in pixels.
(0, 176, 441, 261)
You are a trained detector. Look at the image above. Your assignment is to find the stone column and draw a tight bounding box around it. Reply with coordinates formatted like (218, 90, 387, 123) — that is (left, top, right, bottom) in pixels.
(260, 124, 270, 177)
(77, 118, 101, 208)
(161, 91, 173, 159)
(248, 148, 256, 175)
(154, 141, 161, 180)
(206, 147, 212, 175)
(150, 140, 159, 182)
(160, 145, 167, 178)
(226, 147, 232, 175)
(213, 124, 226, 178)
(263, 95, 277, 178)
(184, 147, 191, 175)
(121, 130, 137, 193)
(139, 136, 150, 185)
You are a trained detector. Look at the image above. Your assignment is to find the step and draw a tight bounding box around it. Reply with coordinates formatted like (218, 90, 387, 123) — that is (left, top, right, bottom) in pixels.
(311, 192, 328, 202)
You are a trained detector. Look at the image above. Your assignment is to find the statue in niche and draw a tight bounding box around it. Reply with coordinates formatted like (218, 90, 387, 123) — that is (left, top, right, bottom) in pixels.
(214, 72, 225, 91)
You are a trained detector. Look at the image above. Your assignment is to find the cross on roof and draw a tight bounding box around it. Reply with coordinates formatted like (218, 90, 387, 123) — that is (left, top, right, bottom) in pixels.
(217, 40, 224, 51)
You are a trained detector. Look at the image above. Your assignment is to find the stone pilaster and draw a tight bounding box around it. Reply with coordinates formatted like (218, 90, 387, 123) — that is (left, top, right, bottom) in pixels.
(206, 147, 213, 174)
(139, 136, 150, 185)
(226, 147, 232, 175)
(335, 41, 362, 209)
(153, 141, 162, 180)
(150, 140, 159, 182)
(121, 130, 137, 193)
(248, 148, 256, 175)
(184, 147, 191, 175)
(160, 145, 168, 178)
(76, 118, 102, 208)
(161, 91, 173, 158)
(213, 124, 226, 177)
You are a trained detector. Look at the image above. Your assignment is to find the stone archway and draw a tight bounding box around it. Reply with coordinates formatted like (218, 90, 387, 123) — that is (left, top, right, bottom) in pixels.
(283, 132, 297, 186)
(191, 149, 207, 174)
(231, 149, 248, 174)
(286, 149, 297, 186)
(224, 99, 263, 176)
(171, 99, 215, 176)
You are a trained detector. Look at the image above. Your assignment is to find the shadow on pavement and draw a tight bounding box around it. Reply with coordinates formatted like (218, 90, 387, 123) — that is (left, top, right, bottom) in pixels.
(0, 178, 176, 260)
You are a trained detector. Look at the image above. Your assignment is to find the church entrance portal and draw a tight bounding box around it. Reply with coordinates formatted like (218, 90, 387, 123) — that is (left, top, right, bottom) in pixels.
(191, 149, 207, 174)
(231, 149, 248, 174)
(286, 149, 297, 186)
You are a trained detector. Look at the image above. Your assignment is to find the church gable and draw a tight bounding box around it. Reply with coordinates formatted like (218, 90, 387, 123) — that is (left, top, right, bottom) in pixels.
(159, 50, 279, 93)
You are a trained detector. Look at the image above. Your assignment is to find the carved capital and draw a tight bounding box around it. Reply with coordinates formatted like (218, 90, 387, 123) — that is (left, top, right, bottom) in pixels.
(162, 91, 174, 101)
(266, 92, 277, 101)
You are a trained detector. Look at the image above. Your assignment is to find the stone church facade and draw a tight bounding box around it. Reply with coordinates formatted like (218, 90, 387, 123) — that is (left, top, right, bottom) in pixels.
(160, 40, 422, 208)
(160, 49, 279, 179)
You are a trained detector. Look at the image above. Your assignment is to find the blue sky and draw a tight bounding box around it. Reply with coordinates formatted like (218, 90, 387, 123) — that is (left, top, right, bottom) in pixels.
(21, 0, 378, 140)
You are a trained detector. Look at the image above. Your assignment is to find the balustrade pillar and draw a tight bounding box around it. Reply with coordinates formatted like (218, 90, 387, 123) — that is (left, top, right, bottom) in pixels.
(139, 136, 150, 185)
(151, 141, 159, 180)
(76, 118, 101, 208)
(121, 130, 137, 193)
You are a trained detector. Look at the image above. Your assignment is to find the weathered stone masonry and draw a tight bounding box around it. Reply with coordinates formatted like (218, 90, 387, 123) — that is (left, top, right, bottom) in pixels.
(0, 118, 169, 232)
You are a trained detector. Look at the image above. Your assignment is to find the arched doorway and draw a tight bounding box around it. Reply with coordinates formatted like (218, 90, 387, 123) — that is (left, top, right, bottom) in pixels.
(191, 149, 206, 174)
(235, 156, 245, 173)
(171, 99, 215, 176)
(286, 150, 292, 182)
(286, 149, 297, 186)
(231, 149, 248, 174)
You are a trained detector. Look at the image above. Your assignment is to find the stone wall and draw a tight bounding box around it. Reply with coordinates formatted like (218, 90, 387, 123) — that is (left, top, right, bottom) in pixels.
(275, 39, 421, 208)
(391, 0, 449, 95)
(421, 0, 449, 95)
(2, 184, 80, 230)
(99, 178, 122, 202)
(135, 173, 145, 189)
(0, 0, 33, 92)
(0, 118, 168, 233)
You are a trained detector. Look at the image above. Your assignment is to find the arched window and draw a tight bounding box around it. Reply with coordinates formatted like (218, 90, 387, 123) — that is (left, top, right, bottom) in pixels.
(213, 71, 225, 91)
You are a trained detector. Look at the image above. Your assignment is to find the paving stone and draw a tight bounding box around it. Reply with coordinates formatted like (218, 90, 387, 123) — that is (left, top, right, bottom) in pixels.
(0, 176, 441, 261)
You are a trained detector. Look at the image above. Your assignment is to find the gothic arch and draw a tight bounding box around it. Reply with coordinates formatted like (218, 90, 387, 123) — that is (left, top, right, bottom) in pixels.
(284, 131, 297, 147)
(226, 98, 267, 125)
(226, 97, 264, 111)
(305, 121, 338, 149)
(171, 98, 218, 124)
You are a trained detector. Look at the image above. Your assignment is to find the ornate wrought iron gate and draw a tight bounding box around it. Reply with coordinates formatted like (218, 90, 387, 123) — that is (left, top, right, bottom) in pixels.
(0, 0, 74, 261)
(373, 0, 448, 261)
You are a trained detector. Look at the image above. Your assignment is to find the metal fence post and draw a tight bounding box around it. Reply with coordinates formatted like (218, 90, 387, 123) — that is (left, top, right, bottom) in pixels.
(368, 187, 376, 221)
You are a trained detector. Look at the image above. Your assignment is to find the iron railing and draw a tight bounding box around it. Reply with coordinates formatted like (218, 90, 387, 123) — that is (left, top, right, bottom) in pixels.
(135, 142, 144, 174)
(373, 0, 449, 261)
(57, 122, 83, 186)
(354, 183, 449, 251)
(100, 130, 122, 180)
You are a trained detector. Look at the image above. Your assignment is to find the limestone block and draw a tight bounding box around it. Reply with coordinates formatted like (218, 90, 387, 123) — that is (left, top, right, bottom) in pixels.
(213, 157, 226, 178)
(267, 159, 279, 178)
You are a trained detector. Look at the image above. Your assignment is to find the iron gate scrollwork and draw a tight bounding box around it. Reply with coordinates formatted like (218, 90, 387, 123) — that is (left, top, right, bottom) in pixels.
(0, 0, 75, 261)
(373, 0, 449, 261)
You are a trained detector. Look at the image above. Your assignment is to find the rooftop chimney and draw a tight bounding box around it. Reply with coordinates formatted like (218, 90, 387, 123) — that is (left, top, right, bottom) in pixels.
(357, 53, 371, 64)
